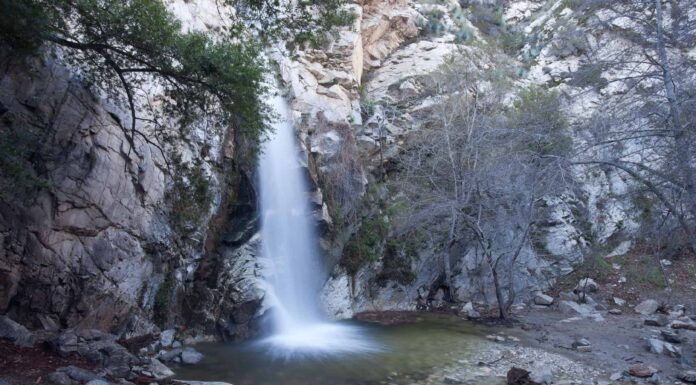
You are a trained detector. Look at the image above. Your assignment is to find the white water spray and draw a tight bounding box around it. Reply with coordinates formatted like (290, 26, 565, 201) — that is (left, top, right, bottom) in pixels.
(257, 93, 377, 357)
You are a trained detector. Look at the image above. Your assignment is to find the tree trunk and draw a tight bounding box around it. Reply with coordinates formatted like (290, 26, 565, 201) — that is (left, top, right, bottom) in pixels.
(490, 260, 509, 319)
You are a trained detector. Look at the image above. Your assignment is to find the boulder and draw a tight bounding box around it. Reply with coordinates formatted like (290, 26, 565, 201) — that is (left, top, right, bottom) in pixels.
(628, 364, 657, 378)
(660, 330, 684, 343)
(47, 371, 74, 385)
(158, 348, 183, 362)
(57, 366, 103, 383)
(609, 309, 622, 315)
(635, 300, 660, 315)
(0, 315, 35, 347)
(613, 297, 626, 306)
(574, 278, 598, 293)
(663, 342, 681, 358)
(459, 302, 481, 319)
(678, 371, 696, 384)
(143, 358, 174, 380)
(534, 294, 554, 306)
(159, 329, 176, 348)
(646, 338, 664, 354)
(181, 347, 204, 365)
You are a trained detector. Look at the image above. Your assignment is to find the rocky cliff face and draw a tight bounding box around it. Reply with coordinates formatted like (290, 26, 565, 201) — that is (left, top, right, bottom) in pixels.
(0, 0, 685, 338)
(0, 0, 260, 340)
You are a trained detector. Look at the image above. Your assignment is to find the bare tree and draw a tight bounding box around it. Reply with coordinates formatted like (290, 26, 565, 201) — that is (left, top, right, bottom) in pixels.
(394, 53, 572, 318)
(570, 0, 696, 249)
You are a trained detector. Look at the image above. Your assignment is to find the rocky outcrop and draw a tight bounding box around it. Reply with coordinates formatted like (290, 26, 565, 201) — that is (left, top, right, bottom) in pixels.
(0, 1, 259, 338)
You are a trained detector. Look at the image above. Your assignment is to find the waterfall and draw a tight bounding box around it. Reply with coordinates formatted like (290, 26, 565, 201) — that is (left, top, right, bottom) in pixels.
(257, 93, 377, 357)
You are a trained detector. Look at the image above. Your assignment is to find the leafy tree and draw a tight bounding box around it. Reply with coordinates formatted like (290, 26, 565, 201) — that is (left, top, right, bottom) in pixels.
(0, 0, 350, 156)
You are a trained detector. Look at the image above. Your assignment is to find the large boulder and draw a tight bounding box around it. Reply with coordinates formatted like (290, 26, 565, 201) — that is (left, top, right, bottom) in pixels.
(635, 300, 660, 315)
(181, 347, 204, 365)
(0, 315, 34, 347)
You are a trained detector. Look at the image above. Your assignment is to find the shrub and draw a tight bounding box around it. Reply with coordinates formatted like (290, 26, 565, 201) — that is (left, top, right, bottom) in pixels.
(341, 214, 389, 274)
(167, 157, 213, 233)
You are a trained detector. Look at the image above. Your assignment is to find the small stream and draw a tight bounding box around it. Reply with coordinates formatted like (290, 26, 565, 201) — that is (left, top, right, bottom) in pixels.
(175, 314, 493, 385)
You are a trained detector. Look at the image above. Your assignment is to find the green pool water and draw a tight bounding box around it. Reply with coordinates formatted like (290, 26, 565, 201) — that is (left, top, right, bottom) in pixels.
(174, 313, 491, 385)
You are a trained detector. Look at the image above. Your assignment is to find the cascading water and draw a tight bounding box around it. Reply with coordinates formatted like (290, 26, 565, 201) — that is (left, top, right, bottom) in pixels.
(257, 92, 378, 357)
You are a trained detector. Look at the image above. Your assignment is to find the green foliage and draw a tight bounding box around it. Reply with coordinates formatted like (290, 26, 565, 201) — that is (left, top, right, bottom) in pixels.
(497, 30, 527, 55)
(167, 157, 213, 232)
(422, 9, 447, 36)
(153, 274, 173, 327)
(510, 85, 572, 156)
(0, 0, 352, 156)
(1, 0, 268, 145)
(570, 63, 609, 89)
(342, 214, 389, 275)
(466, 3, 504, 35)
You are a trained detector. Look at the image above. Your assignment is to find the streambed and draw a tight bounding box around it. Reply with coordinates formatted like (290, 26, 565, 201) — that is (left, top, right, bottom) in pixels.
(175, 314, 497, 385)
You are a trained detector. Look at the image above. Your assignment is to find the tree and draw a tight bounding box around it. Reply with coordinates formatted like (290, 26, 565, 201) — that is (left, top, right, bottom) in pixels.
(569, 0, 696, 250)
(395, 53, 572, 319)
(0, 0, 351, 158)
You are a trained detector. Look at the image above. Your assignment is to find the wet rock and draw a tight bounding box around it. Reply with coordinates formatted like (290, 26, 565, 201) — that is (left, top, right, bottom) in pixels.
(143, 358, 174, 380)
(613, 297, 626, 306)
(635, 300, 660, 315)
(628, 364, 657, 378)
(534, 294, 554, 306)
(609, 309, 622, 315)
(660, 330, 684, 343)
(0, 316, 34, 347)
(159, 329, 175, 347)
(677, 371, 696, 384)
(181, 347, 204, 365)
(644, 315, 669, 327)
(158, 348, 183, 362)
